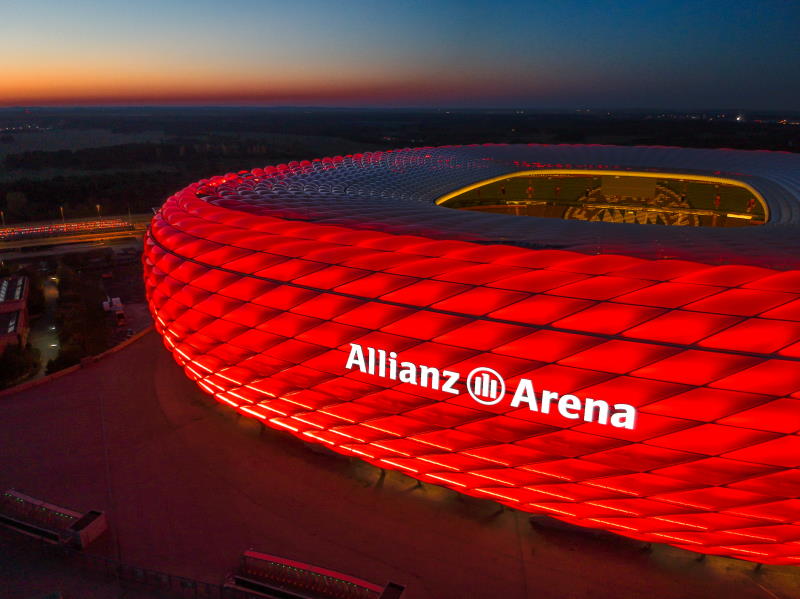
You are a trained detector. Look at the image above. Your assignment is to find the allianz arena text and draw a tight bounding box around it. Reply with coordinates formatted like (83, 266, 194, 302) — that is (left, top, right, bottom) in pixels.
(345, 342, 637, 428)
(144, 144, 800, 565)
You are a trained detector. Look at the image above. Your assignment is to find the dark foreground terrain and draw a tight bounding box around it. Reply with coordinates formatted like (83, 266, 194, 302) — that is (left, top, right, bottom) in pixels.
(0, 332, 799, 599)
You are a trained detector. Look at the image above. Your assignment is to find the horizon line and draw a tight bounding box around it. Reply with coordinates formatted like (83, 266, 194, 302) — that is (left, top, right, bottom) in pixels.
(2, 104, 798, 114)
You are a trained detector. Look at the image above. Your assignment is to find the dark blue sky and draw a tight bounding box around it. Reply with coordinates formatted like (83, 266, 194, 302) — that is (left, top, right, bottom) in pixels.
(3, 0, 799, 109)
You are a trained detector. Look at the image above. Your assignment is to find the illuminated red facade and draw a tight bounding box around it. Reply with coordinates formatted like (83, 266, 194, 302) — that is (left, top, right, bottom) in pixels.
(144, 145, 800, 565)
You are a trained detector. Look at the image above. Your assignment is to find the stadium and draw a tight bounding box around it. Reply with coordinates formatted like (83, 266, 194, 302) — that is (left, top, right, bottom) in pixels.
(143, 144, 800, 566)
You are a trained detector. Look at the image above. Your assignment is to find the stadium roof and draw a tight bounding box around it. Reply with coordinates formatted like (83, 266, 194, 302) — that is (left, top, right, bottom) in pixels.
(195, 144, 800, 268)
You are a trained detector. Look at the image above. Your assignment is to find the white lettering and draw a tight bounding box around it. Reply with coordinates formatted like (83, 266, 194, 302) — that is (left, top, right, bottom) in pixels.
(584, 397, 609, 424)
(510, 379, 538, 410)
(378, 349, 387, 377)
(367, 346, 376, 374)
(441, 370, 460, 395)
(541, 390, 559, 414)
(558, 394, 582, 419)
(610, 404, 637, 430)
(399, 362, 417, 384)
(345, 343, 367, 372)
(420, 365, 440, 390)
(343, 343, 638, 429)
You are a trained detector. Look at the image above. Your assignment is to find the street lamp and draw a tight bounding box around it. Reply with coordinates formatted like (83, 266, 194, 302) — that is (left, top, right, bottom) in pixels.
(95, 204, 101, 219)
(0, 210, 5, 226)
(59, 205, 65, 223)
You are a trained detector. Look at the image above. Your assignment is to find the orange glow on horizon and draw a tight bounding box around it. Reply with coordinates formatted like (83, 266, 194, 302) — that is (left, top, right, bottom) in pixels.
(0, 59, 554, 106)
(1, 82, 537, 106)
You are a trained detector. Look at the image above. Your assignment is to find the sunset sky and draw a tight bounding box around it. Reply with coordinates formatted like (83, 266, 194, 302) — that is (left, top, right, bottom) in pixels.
(2, 0, 799, 109)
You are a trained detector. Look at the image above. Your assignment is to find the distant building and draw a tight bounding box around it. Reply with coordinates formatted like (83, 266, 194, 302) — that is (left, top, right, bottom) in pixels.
(0, 276, 29, 350)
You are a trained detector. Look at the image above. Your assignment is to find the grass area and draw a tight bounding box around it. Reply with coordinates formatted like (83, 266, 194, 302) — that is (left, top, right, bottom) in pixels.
(660, 180, 761, 214)
(453, 174, 598, 204)
(443, 173, 765, 224)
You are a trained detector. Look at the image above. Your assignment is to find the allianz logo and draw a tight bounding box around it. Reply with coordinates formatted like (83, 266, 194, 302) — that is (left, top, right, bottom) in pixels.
(345, 343, 637, 430)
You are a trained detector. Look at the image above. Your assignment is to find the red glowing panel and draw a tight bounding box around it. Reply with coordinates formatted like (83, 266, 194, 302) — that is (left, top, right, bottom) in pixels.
(743, 270, 800, 293)
(144, 158, 800, 565)
(622, 311, 741, 345)
(699, 319, 800, 354)
(630, 351, 760, 386)
(545, 276, 649, 301)
(717, 398, 800, 433)
(684, 288, 797, 317)
(558, 340, 678, 375)
(433, 263, 528, 285)
(674, 265, 775, 287)
(711, 360, 800, 396)
(433, 320, 530, 351)
(614, 282, 724, 309)
(489, 295, 591, 325)
(494, 330, 602, 363)
(486, 269, 588, 293)
(431, 287, 528, 316)
(380, 280, 468, 306)
(548, 254, 645, 275)
(610, 260, 706, 281)
(761, 299, 800, 322)
(553, 303, 665, 335)
(641, 388, 770, 422)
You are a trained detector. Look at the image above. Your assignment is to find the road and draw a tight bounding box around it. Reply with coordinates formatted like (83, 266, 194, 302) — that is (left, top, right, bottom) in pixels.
(0, 238, 143, 261)
(0, 230, 145, 250)
(0, 213, 152, 250)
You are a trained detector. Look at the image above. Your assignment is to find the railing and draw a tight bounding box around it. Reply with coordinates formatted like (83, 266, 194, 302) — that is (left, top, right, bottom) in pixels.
(225, 550, 403, 599)
(0, 490, 79, 543)
(0, 490, 107, 548)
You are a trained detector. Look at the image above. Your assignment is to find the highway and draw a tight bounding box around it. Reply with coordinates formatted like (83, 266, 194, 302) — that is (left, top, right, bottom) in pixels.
(0, 229, 145, 250)
(0, 214, 151, 251)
